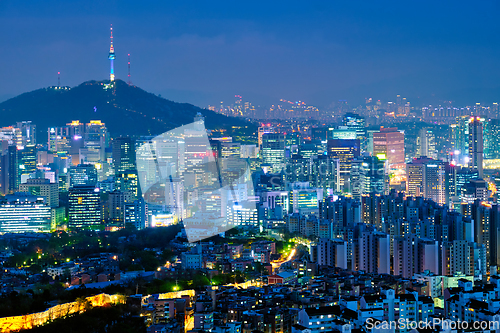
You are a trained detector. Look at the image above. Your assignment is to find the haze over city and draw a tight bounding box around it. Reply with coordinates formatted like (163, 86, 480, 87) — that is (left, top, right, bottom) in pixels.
(2, 1, 500, 107)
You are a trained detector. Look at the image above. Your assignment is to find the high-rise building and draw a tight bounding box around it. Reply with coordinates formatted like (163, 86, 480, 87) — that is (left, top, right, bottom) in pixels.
(357, 231, 390, 274)
(68, 185, 101, 229)
(393, 235, 439, 278)
(485, 119, 500, 159)
(112, 137, 136, 174)
(106, 190, 133, 223)
(258, 125, 276, 147)
(0, 193, 51, 233)
(261, 133, 285, 173)
(7, 145, 18, 192)
(468, 117, 484, 178)
(69, 164, 98, 187)
(441, 240, 474, 276)
(226, 201, 259, 227)
(16, 121, 36, 146)
(83, 120, 108, 162)
(310, 238, 347, 269)
(19, 178, 59, 208)
(18, 144, 36, 184)
(116, 170, 140, 200)
(416, 128, 437, 159)
(461, 179, 488, 204)
(406, 157, 448, 205)
(327, 139, 360, 189)
(124, 198, 147, 230)
(351, 155, 385, 199)
(372, 127, 405, 166)
(0, 150, 8, 195)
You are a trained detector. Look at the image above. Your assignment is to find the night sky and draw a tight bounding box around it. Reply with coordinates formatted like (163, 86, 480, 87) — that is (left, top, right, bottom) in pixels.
(1, 1, 500, 108)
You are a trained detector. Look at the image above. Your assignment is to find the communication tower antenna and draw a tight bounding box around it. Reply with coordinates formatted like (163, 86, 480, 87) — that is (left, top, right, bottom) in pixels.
(127, 54, 131, 86)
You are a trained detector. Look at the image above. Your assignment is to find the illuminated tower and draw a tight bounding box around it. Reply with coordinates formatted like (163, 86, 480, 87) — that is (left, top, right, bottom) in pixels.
(108, 24, 115, 81)
(468, 117, 484, 178)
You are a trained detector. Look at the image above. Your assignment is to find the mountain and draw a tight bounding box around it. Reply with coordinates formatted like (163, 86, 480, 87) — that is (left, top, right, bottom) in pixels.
(0, 80, 254, 136)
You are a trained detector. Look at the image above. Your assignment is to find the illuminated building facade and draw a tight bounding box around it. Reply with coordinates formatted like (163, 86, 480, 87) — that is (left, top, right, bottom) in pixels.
(416, 128, 437, 159)
(373, 127, 405, 166)
(351, 155, 385, 199)
(19, 178, 59, 208)
(69, 164, 98, 187)
(0, 193, 51, 233)
(226, 201, 259, 227)
(468, 117, 484, 178)
(112, 137, 136, 174)
(261, 133, 285, 173)
(327, 139, 360, 189)
(406, 157, 448, 205)
(68, 185, 101, 229)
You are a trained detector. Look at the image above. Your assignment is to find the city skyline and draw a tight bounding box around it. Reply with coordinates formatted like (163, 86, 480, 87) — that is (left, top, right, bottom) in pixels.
(3, 2, 500, 332)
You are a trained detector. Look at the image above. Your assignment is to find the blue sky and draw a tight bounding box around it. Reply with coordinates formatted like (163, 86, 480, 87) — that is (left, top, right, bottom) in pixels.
(1, 1, 500, 107)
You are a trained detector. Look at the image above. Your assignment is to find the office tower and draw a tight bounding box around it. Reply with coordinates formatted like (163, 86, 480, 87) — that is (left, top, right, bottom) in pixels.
(298, 143, 318, 160)
(485, 119, 500, 159)
(406, 159, 425, 197)
(16, 121, 36, 146)
(424, 161, 447, 206)
(0, 193, 51, 233)
(416, 128, 437, 159)
(342, 113, 366, 147)
(372, 127, 405, 166)
(343, 112, 365, 131)
(261, 133, 285, 173)
(406, 157, 447, 205)
(258, 125, 275, 147)
(0, 126, 22, 147)
(48, 127, 70, 153)
(19, 178, 59, 207)
(0, 151, 7, 195)
(124, 198, 147, 230)
(351, 155, 385, 199)
(221, 142, 241, 158)
(285, 154, 310, 184)
(83, 120, 108, 162)
(327, 139, 360, 189)
(226, 201, 259, 227)
(183, 119, 210, 174)
(68, 185, 101, 229)
(107, 190, 133, 223)
(18, 144, 36, 184)
(357, 231, 390, 274)
(468, 117, 484, 178)
(330, 127, 357, 140)
(288, 185, 323, 215)
(7, 145, 18, 192)
(116, 170, 140, 200)
(309, 155, 340, 193)
(112, 137, 136, 174)
(69, 164, 98, 187)
(310, 238, 347, 269)
(461, 179, 488, 204)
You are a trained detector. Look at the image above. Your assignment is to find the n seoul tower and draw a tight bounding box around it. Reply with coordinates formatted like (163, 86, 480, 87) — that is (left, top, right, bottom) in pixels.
(108, 24, 115, 81)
